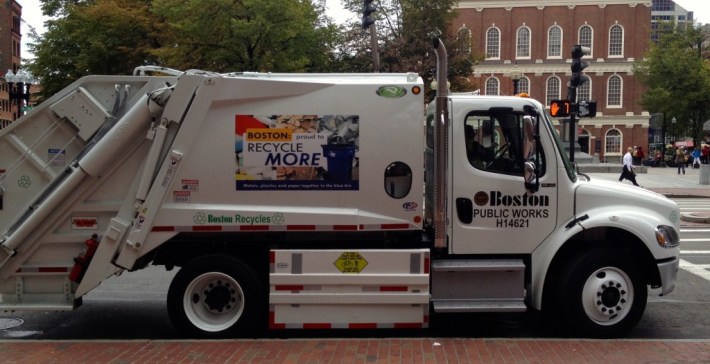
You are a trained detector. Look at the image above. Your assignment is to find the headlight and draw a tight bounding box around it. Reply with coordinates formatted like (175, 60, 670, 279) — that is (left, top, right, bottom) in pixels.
(655, 225, 680, 248)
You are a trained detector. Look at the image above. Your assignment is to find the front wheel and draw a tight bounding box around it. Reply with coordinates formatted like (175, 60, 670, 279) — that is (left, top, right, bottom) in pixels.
(551, 249, 647, 338)
(167, 255, 262, 338)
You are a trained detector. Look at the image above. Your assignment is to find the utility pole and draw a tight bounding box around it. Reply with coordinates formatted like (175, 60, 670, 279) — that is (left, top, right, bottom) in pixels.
(362, 0, 380, 72)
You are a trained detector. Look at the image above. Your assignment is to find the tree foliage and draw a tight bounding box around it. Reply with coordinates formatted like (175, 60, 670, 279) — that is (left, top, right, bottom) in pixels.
(635, 22, 710, 145)
(337, 0, 480, 99)
(27, 0, 163, 97)
(150, 0, 333, 72)
(25, 0, 474, 102)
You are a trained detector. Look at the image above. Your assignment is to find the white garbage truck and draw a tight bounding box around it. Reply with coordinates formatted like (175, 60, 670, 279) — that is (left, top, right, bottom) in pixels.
(0, 40, 679, 338)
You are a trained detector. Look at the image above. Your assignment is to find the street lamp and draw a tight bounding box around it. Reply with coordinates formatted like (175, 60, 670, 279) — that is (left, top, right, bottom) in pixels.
(510, 64, 521, 95)
(671, 117, 676, 144)
(5, 69, 35, 120)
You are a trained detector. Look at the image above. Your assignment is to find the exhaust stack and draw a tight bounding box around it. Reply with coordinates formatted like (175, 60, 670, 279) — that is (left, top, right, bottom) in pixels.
(432, 38, 449, 249)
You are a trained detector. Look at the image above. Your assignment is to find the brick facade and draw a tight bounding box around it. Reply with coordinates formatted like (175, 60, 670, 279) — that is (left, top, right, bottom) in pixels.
(453, 0, 653, 163)
(0, 0, 22, 128)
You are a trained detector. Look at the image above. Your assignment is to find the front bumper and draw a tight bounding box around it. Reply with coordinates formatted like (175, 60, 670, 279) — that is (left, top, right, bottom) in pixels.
(657, 257, 679, 296)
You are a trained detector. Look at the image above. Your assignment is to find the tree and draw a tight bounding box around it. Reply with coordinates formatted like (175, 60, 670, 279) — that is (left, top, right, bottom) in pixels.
(335, 0, 479, 100)
(27, 0, 163, 98)
(635, 22, 710, 147)
(150, 0, 333, 73)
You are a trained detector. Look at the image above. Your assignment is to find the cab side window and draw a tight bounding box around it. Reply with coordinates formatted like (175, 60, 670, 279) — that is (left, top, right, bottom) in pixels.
(464, 112, 545, 176)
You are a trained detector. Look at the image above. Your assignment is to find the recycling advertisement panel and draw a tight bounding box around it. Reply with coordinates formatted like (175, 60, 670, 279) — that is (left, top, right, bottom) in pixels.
(235, 115, 359, 191)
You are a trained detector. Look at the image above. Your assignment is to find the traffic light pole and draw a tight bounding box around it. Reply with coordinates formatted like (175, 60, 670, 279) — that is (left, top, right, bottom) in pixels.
(369, 22, 380, 72)
(568, 87, 577, 163)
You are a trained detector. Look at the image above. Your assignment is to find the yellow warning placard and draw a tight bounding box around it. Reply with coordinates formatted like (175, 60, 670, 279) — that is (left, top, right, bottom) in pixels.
(333, 252, 368, 273)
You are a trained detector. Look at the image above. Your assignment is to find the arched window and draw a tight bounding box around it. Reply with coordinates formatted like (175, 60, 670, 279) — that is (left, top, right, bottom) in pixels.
(518, 76, 530, 96)
(485, 77, 500, 95)
(547, 25, 562, 58)
(516, 26, 531, 59)
(607, 75, 622, 107)
(546, 76, 561, 106)
(486, 27, 501, 59)
(578, 25, 593, 57)
(457, 27, 472, 54)
(609, 24, 624, 57)
(605, 129, 622, 154)
(577, 81, 591, 102)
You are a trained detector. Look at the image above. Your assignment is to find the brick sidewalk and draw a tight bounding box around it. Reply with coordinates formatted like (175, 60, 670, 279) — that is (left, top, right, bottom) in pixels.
(2, 338, 710, 363)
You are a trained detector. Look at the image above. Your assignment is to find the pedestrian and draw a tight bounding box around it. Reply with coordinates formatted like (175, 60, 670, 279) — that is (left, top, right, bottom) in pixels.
(692, 147, 701, 168)
(702, 145, 709, 164)
(635, 146, 645, 165)
(675, 147, 686, 175)
(619, 147, 640, 186)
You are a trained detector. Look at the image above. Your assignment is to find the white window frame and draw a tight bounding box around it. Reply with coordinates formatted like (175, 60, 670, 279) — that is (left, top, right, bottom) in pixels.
(518, 76, 530, 96)
(457, 27, 472, 55)
(577, 80, 591, 102)
(486, 27, 501, 60)
(516, 26, 531, 59)
(609, 24, 624, 58)
(607, 74, 623, 108)
(547, 25, 563, 59)
(605, 128, 622, 155)
(578, 25, 593, 58)
(546, 76, 561, 106)
(485, 77, 500, 96)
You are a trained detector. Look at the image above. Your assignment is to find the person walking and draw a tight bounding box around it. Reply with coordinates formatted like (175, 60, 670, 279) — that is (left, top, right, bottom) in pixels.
(692, 147, 701, 168)
(675, 147, 686, 175)
(619, 147, 640, 186)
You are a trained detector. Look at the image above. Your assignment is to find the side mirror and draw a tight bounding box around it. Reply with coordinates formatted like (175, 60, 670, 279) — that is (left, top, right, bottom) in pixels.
(522, 116, 539, 194)
(524, 162, 539, 193)
(523, 116, 535, 160)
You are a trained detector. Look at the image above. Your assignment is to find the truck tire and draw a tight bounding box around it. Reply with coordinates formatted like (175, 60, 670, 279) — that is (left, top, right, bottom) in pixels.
(554, 249, 647, 338)
(167, 255, 262, 337)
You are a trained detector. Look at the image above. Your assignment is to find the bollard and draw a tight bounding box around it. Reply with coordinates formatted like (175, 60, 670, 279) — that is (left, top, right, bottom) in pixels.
(700, 164, 710, 185)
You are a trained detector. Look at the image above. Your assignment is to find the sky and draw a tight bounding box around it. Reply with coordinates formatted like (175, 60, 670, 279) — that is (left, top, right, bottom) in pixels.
(15, 0, 710, 60)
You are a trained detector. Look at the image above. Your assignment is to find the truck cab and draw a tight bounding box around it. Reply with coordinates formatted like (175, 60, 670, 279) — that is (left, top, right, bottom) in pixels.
(425, 93, 680, 337)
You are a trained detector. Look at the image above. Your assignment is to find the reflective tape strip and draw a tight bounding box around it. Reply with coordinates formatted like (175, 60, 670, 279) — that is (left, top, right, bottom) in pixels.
(153, 223, 415, 232)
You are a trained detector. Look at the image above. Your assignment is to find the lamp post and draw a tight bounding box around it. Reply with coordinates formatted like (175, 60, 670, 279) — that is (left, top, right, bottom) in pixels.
(4, 69, 35, 120)
(671, 117, 676, 144)
(510, 65, 521, 95)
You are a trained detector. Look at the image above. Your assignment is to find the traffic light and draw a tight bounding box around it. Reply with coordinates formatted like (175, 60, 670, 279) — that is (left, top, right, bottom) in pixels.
(362, 0, 376, 29)
(578, 101, 597, 118)
(550, 99, 571, 117)
(570, 45, 591, 88)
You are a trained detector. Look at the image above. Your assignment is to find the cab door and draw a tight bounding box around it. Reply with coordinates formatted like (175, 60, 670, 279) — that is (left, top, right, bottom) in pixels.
(450, 103, 558, 254)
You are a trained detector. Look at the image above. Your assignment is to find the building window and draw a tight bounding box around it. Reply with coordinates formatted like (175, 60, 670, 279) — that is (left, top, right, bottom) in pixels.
(546, 76, 561, 106)
(578, 25, 593, 57)
(518, 76, 530, 96)
(485, 77, 500, 96)
(486, 27, 501, 59)
(607, 75, 622, 107)
(548, 25, 562, 58)
(516, 26, 531, 59)
(605, 129, 622, 154)
(457, 27, 471, 54)
(577, 81, 591, 102)
(652, 0, 674, 11)
(609, 24, 624, 57)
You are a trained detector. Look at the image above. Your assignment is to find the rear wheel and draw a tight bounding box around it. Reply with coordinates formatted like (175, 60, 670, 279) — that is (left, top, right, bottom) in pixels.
(550, 249, 647, 338)
(167, 255, 262, 337)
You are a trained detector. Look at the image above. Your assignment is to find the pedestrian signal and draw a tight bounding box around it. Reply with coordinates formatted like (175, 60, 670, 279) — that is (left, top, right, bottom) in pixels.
(549, 100, 571, 117)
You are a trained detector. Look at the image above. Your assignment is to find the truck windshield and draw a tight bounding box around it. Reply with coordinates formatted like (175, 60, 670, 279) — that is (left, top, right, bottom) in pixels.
(545, 114, 577, 182)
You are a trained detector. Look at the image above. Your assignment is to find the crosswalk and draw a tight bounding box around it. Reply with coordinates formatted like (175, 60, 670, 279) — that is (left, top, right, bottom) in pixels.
(673, 198, 710, 282)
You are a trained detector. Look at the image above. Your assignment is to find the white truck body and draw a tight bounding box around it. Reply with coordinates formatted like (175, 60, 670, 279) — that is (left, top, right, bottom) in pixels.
(0, 58, 680, 337)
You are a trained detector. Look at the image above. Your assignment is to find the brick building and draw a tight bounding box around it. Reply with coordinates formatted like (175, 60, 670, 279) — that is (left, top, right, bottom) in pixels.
(452, 0, 654, 163)
(1, 0, 22, 128)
